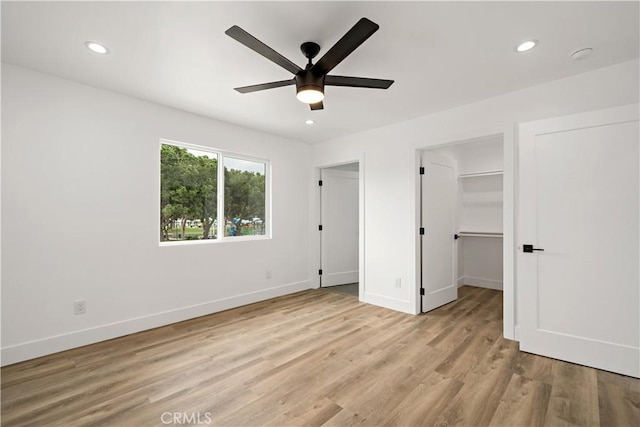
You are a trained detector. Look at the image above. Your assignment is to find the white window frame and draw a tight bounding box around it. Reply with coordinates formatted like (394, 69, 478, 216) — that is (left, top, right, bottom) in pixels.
(159, 139, 271, 245)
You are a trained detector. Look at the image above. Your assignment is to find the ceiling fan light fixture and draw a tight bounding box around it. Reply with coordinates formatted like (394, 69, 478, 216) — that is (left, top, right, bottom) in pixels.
(296, 86, 325, 104)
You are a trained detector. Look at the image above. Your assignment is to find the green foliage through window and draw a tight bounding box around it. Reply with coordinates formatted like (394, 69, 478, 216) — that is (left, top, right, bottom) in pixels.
(160, 143, 267, 242)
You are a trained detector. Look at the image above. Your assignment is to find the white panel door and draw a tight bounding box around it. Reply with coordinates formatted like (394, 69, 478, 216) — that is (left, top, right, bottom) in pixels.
(519, 104, 639, 378)
(421, 152, 458, 312)
(320, 169, 359, 287)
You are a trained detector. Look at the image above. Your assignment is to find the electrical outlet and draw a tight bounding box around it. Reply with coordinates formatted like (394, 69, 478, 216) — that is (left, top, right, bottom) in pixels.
(266, 270, 272, 279)
(74, 299, 87, 315)
(394, 278, 402, 288)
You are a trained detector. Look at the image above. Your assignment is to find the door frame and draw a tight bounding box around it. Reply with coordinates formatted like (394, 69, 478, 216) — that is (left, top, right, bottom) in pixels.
(414, 128, 516, 340)
(314, 160, 364, 301)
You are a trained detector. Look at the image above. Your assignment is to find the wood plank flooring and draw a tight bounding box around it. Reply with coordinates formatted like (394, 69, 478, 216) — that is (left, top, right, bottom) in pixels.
(2, 286, 639, 426)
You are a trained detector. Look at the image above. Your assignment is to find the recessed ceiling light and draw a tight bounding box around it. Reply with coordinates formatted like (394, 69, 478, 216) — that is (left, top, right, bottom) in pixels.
(305, 119, 315, 125)
(85, 41, 109, 54)
(515, 40, 537, 53)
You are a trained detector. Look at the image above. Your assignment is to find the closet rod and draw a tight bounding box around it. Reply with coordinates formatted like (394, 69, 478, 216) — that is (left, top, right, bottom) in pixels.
(458, 170, 503, 179)
(457, 231, 503, 238)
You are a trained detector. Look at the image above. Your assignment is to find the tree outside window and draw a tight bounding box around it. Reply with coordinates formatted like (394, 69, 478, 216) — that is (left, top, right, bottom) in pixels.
(224, 157, 266, 237)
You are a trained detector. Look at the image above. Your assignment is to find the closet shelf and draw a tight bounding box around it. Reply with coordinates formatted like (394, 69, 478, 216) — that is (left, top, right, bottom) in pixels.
(458, 170, 503, 179)
(457, 231, 503, 238)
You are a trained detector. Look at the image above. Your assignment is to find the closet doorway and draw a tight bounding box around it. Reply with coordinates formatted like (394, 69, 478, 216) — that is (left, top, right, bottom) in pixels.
(319, 163, 359, 297)
(420, 136, 504, 313)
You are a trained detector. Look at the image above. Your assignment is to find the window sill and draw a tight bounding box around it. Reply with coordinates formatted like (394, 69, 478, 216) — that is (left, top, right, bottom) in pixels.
(159, 235, 271, 247)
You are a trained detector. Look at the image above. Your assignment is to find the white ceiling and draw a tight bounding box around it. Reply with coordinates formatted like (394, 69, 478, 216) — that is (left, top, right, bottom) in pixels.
(2, 1, 638, 144)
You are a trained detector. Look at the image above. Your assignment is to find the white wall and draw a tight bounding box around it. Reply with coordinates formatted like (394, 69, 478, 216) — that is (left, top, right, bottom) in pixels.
(312, 59, 640, 339)
(459, 237, 503, 290)
(458, 175, 503, 232)
(1, 64, 312, 365)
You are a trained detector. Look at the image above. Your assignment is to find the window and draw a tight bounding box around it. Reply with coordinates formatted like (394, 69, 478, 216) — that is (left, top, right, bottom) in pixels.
(224, 157, 266, 237)
(160, 141, 268, 243)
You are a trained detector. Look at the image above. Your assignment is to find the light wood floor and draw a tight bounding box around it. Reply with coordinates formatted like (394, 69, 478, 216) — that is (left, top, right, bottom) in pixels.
(2, 286, 639, 426)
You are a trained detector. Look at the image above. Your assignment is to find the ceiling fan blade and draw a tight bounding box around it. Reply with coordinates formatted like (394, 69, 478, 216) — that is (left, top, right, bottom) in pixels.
(311, 18, 379, 76)
(325, 75, 394, 89)
(225, 25, 302, 75)
(234, 79, 295, 94)
(310, 101, 324, 110)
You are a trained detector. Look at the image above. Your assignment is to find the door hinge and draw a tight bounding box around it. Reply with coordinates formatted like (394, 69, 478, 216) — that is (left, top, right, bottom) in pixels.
(318, 269, 323, 275)
(318, 180, 323, 186)
(454, 234, 459, 240)
(419, 167, 425, 175)
(318, 225, 323, 231)
(419, 227, 425, 235)
(420, 288, 425, 295)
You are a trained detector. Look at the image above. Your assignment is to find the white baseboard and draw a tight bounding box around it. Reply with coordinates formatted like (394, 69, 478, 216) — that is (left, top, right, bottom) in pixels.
(457, 276, 503, 290)
(1, 280, 312, 366)
(363, 292, 416, 315)
(322, 270, 359, 287)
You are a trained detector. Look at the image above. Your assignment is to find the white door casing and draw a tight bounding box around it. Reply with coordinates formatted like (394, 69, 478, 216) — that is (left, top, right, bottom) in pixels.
(518, 104, 639, 377)
(320, 169, 359, 287)
(421, 151, 458, 312)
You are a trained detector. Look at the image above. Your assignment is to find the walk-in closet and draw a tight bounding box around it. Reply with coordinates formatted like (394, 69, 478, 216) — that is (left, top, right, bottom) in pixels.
(420, 136, 504, 312)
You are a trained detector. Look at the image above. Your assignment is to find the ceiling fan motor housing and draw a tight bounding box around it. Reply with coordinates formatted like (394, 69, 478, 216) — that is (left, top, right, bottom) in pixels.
(295, 71, 325, 95)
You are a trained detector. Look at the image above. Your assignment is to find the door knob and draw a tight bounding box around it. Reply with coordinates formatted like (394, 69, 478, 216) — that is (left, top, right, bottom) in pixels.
(523, 244, 544, 253)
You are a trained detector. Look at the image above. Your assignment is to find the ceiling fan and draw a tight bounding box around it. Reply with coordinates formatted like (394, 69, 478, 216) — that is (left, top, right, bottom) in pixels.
(225, 18, 394, 110)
